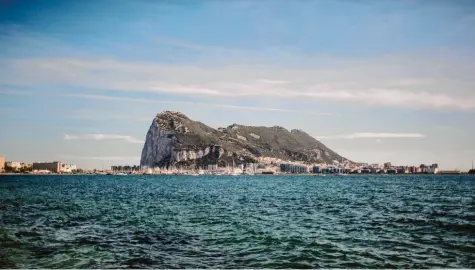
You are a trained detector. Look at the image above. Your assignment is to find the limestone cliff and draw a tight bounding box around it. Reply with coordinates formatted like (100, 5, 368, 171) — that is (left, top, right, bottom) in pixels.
(140, 111, 352, 168)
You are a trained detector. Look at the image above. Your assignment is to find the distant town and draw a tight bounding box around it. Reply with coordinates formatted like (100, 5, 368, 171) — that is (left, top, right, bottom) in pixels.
(1, 154, 474, 175)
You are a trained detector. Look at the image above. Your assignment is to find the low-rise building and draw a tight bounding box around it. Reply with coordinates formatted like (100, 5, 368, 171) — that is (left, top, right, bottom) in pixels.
(5, 161, 22, 171)
(33, 161, 62, 173)
(280, 163, 308, 174)
(386, 168, 397, 174)
(423, 167, 439, 174)
(360, 168, 371, 174)
(396, 167, 406, 174)
(61, 164, 77, 173)
(111, 165, 140, 172)
(0, 156, 4, 172)
(407, 166, 416, 174)
(207, 164, 218, 171)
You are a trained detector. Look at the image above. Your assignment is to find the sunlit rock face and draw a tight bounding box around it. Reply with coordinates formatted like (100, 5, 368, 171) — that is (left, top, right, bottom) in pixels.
(140, 111, 352, 168)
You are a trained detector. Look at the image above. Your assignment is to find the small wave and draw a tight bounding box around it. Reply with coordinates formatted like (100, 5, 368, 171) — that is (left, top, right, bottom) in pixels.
(121, 257, 155, 267)
(14, 231, 41, 238)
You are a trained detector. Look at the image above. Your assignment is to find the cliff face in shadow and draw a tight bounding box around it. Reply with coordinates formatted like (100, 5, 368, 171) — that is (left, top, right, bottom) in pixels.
(140, 111, 352, 168)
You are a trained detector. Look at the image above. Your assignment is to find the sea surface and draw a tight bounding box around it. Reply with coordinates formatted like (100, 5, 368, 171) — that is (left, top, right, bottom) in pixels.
(0, 174, 474, 268)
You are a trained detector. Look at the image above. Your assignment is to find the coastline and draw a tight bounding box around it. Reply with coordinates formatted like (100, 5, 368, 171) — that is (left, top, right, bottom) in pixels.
(1, 172, 471, 176)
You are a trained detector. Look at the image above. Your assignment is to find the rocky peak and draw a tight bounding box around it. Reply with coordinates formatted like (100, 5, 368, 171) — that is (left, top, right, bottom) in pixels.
(141, 110, 352, 168)
(272, 125, 288, 131)
(156, 111, 189, 119)
(291, 129, 313, 138)
(154, 111, 191, 133)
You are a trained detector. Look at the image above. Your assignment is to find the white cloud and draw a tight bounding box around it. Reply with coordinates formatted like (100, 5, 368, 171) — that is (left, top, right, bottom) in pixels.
(315, 132, 426, 140)
(64, 134, 144, 144)
(2, 54, 474, 111)
(64, 114, 151, 121)
(255, 79, 295, 84)
(0, 89, 332, 115)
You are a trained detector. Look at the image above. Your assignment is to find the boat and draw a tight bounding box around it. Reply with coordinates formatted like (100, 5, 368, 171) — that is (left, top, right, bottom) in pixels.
(116, 172, 127, 176)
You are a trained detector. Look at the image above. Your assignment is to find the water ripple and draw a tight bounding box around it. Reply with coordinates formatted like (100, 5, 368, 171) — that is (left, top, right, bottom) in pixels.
(0, 174, 474, 268)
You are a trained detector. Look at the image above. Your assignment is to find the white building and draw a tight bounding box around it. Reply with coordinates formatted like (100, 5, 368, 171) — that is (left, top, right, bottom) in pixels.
(61, 164, 77, 173)
(5, 161, 22, 171)
(422, 167, 439, 174)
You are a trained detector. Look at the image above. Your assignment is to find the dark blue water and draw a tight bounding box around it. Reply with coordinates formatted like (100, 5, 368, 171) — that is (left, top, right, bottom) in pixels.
(0, 175, 474, 268)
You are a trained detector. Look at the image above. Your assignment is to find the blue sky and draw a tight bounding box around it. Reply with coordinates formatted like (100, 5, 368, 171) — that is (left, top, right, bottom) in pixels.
(1, 0, 474, 170)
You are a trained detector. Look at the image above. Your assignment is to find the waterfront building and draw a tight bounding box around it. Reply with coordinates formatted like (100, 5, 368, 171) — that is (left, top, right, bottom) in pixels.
(361, 168, 371, 174)
(424, 167, 439, 174)
(386, 168, 397, 174)
(384, 162, 392, 169)
(407, 166, 416, 174)
(111, 165, 140, 172)
(319, 167, 345, 174)
(61, 164, 77, 173)
(335, 167, 342, 173)
(396, 167, 406, 174)
(0, 156, 4, 172)
(33, 161, 62, 173)
(5, 161, 22, 171)
(280, 163, 308, 174)
(312, 166, 320, 174)
(246, 163, 264, 173)
(207, 164, 218, 171)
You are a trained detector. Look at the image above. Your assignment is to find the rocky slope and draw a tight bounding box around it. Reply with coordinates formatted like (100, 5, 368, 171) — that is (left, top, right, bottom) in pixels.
(140, 111, 352, 168)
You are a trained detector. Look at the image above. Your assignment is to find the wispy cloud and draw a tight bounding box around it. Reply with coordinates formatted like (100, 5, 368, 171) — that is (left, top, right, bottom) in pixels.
(64, 114, 151, 121)
(2, 55, 474, 111)
(210, 104, 332, 115)
(64, 134, 144, 144)
(0, 90, 332, 115)
(255, 79, 295, 84)
(315, 132, 426, 140)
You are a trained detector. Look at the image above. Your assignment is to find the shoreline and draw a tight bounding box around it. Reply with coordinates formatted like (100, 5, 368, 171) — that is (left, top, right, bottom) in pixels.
(1, 173, 471, 176)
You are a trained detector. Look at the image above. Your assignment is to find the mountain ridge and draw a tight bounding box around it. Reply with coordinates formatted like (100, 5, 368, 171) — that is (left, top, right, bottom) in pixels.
(140, 111, 352, 168)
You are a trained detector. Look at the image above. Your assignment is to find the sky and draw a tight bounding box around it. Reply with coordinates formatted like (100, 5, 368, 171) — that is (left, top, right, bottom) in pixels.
(0, 0, 474, 170)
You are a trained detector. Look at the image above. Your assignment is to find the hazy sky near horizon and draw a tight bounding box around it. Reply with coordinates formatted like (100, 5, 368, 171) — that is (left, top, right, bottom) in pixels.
(1, 0, 474, 170)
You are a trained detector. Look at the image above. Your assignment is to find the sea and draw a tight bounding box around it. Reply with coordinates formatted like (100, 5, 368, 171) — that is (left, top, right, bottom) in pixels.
(0, 174, 474, 269)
